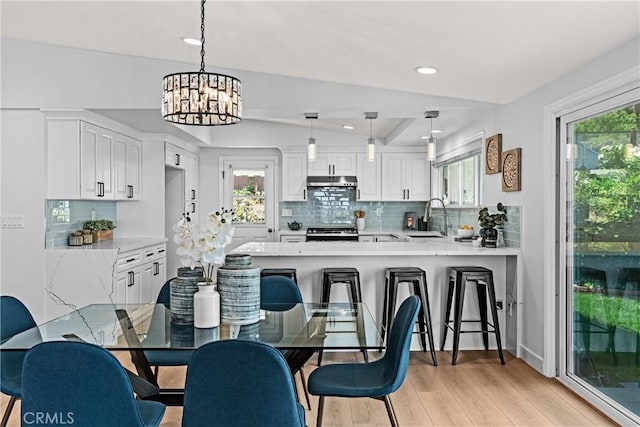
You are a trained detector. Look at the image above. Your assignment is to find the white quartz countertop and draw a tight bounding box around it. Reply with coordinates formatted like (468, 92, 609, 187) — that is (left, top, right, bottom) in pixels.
(51, 237, 167, 252)
(233, 238, 519, 257)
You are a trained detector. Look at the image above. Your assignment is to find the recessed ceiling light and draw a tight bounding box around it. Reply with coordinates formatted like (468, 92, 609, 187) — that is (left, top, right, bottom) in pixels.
(342, 125, 355, 130)
(415, 66, 438, 75)
(182, 37, 201, 46)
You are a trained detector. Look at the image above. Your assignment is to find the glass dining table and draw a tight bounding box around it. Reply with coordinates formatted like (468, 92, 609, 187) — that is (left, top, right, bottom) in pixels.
(0, 302, 383, 405)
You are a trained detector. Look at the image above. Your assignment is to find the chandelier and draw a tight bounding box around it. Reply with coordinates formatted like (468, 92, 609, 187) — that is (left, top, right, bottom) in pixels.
(161, 0, 242, 126)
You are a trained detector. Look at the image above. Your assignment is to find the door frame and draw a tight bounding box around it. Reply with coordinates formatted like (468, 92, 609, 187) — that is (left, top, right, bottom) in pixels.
(542, 65, 639, 424)
(218, 155, 279, 246)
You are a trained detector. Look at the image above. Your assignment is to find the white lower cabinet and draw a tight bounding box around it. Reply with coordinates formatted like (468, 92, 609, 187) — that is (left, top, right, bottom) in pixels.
(116, 244, 166, 304)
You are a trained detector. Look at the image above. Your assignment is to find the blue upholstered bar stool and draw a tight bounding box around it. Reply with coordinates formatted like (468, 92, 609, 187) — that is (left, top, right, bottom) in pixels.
(441, 266, 505, 365)
(260, 268, 298, 284)
(382, 267, 437, 366)
(317, 267, 368, 365)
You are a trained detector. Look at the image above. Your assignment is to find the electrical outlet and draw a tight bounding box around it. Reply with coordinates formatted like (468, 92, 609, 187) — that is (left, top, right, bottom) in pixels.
(281, 208, 293, 217)
(1, 215, 24, 228)
(496, 300, 503, 310)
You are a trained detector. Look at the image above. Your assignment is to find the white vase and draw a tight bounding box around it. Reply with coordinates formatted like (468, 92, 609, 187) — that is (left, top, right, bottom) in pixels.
(356, 217, 365, 231)
(193, 283, 220, 328)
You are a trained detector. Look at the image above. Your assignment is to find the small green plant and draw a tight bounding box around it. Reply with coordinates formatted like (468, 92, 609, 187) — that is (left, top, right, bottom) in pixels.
(478, 203, 508, 228)
(83, 219, 116, 231)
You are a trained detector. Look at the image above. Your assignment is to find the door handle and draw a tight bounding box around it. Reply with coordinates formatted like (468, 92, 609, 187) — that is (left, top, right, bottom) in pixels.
(267, 228, 273, 233)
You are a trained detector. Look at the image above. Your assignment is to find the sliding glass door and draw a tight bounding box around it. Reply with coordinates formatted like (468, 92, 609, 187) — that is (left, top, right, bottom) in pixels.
(560, 96, 640, 422)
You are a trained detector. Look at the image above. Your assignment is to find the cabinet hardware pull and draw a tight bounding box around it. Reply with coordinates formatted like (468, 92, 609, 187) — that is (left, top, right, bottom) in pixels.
(358, 189, 361, 200)
(97, 182, 105, 197)
(146, 252, 154, 257)
(332, 165, 335, 175)
(191, 189, 196, 200)
(127, 185, 133, 198)
(191, 203, 196, 214)
(128, 271, 135, 286)
(407, 189, 410, 199)
(154, 262, 159, 276)
(175, 153, 181, 166)
(328, 165, 331, 175)
(158, 249, 165, 253)
(303, 189, 306, 200)
(126, 258, 136, 263)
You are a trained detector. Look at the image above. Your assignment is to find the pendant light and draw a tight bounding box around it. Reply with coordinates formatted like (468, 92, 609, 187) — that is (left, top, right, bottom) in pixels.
(306, 113, 318, 161)
(161, 0, 242, 126)
(365, 112, 378, 162)
(425, 110, 439, 161)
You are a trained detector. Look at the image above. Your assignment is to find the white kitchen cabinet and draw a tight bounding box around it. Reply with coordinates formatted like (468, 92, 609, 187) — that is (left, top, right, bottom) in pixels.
(308, 152, 356, 176)
(166, 143, 200, 223)
(281, 152, 307, 201)
(46, 118, 142, 200)
(115, 133, 142, 200)
(280, 234, 306, 243)
(80, 121, 114, 199)
(116, 243, 167, 304)
(380, 153, 430, 201)
(165, 144, 185, 169)
(183, 151, 199, 203)
(356, 153, 381, 200)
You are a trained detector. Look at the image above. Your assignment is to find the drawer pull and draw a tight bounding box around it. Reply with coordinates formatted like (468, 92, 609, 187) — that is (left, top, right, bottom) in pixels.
(126, 258, 136, 263)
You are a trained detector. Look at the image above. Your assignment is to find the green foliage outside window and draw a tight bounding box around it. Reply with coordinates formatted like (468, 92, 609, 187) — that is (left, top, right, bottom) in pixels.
(232, 181, 265, 223)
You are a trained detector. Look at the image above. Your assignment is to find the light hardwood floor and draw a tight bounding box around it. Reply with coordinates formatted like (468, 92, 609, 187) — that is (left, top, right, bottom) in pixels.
(1, 351, 617, 426)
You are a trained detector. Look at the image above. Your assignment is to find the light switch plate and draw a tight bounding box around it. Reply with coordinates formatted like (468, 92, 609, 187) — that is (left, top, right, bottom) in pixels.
(1, 215, 24, 228)
(281, 208, 293, 217)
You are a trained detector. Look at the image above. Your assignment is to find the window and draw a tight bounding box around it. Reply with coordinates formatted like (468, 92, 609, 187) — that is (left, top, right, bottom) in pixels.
(231, 170, 265, 224)
(437, 154, 480, 206)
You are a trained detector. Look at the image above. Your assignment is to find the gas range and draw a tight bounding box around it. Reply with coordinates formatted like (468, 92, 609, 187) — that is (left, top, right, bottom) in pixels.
(305, 226, 359, 241)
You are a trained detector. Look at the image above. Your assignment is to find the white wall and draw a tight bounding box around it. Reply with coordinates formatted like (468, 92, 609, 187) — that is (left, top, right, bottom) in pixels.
(0, 110, 47, 322)
(443, 37, 640, 372)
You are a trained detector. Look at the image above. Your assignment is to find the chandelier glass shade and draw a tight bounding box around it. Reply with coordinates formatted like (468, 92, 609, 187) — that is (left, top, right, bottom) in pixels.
(426, 114, 437, 161)
(161, 0, 242, 126)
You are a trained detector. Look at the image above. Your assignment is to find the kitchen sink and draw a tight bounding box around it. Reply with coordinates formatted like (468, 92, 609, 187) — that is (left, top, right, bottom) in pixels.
(405, 231, 445, 238)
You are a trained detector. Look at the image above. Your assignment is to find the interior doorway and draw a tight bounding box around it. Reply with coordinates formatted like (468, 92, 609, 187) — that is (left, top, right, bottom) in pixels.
(220, 157, 277, 249)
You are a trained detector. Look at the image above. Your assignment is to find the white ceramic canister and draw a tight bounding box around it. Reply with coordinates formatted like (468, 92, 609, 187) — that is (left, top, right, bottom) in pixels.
(193, 283, 220, 328)
(356, 217, 365, 231)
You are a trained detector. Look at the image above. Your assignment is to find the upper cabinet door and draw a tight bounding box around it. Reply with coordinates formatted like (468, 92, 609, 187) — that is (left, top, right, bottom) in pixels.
(80, 122, 113, 199)
(405, 155, 430, 201)
(380, 153, 430, 201)
(115, 134, 142, 200)
(282, 152, 307, 201)
(356, 153, 381, 201)
(380, 153, 405, 200)
(307, 152, 356, 176)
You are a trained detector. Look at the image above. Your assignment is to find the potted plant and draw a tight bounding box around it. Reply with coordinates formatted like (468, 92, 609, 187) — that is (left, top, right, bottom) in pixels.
(83, 219, 116, 241)
(478, 203, 507, 247)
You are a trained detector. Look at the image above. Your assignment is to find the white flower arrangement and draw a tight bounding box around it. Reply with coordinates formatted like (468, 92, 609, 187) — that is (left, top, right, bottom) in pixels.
(173, 208, 235, 284)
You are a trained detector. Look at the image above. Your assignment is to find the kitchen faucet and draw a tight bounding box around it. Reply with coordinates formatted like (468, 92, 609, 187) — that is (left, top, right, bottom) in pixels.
(425, 198, 448, 236)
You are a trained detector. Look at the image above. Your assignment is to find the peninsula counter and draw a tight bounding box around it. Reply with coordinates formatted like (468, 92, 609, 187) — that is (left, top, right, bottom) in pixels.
(232, 239, 521, 356)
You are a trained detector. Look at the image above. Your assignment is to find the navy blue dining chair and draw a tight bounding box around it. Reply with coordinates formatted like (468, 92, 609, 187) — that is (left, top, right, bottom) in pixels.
(182, 340, 306, 427)
(144, 278, 194, 379)
(260, 275, 311, 409)
(1, 296, 38, 427)
(308, 295, 420, 427)
(21, 340, 165, 427)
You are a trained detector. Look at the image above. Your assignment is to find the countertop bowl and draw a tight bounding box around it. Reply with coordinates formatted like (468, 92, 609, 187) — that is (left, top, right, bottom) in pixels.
(457, 228, 475, 238)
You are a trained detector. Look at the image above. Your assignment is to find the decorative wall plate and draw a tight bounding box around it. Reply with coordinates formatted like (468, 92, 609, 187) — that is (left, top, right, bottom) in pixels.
(485, 134, 502, 174)
(501, 148, 521, 192)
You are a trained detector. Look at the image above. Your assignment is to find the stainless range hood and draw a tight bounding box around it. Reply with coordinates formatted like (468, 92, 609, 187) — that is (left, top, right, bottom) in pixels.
(306, 176, 357, 188)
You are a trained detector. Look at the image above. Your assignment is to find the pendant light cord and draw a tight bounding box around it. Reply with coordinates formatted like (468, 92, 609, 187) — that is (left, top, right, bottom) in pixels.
(200, 0, 206, 73)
